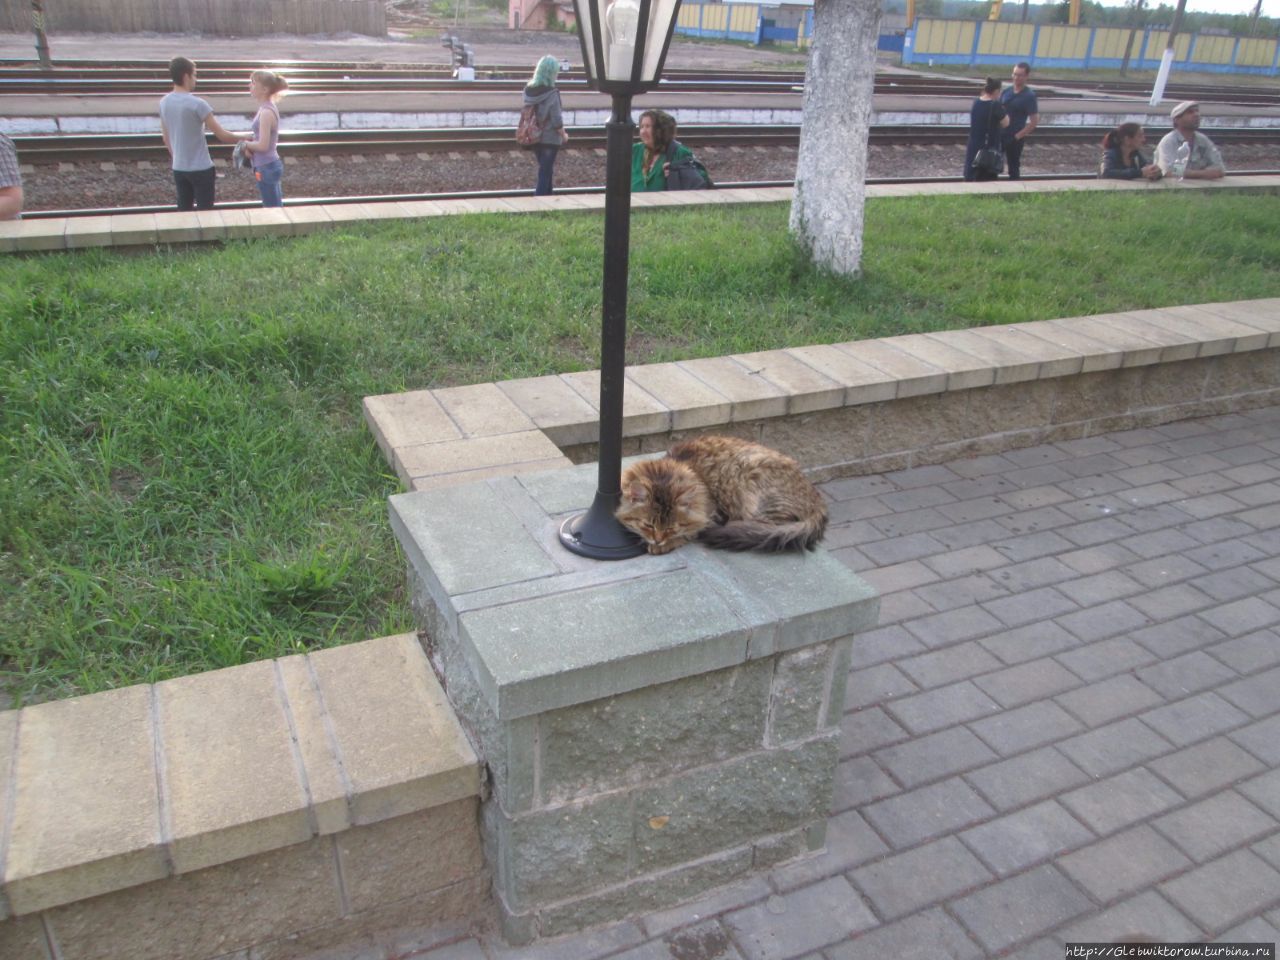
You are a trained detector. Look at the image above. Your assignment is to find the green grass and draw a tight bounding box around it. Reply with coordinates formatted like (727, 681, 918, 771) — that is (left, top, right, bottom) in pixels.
(3, 190, 1279, 706)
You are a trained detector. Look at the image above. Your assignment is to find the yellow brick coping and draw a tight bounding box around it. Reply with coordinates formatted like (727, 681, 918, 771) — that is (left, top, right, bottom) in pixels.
(2, 174, 1277, 254)
(0, 633, 480, 918)
(363, 299, 1280, 490)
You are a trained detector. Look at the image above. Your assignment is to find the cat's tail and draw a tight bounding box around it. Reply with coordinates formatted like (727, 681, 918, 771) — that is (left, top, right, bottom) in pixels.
(698, 515, 827, 553)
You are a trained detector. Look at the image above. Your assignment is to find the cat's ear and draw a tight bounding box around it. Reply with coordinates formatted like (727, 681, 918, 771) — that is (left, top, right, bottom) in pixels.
(626, 482, 649, 504)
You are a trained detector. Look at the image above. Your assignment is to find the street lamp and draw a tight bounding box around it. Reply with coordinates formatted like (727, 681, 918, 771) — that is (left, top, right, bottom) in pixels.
(558, 0, 683, 560)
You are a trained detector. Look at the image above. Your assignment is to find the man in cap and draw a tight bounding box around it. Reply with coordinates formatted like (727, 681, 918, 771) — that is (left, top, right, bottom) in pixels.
(1156, 101, 1225, 180)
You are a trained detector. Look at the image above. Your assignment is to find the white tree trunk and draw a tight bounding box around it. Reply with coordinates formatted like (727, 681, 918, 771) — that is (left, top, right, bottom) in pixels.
(789, 0, 883, 277)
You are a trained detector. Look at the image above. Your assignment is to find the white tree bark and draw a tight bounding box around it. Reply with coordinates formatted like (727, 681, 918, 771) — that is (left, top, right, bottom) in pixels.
(789, 0, 883, 277)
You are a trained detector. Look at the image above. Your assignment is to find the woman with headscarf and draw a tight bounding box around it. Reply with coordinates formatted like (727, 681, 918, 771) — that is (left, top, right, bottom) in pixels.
(522, 55, 568, 195)
(631, 109, 693, 192)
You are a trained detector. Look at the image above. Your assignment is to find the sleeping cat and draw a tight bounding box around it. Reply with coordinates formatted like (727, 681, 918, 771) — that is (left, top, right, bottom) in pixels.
(615, 435, 828, 555)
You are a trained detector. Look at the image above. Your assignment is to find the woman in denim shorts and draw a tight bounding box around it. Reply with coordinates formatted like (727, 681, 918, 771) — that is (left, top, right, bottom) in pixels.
(239, 70, 289, 207)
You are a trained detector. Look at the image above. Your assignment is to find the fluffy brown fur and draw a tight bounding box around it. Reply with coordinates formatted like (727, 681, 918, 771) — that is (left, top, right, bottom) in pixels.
(615, 436, 828, 554)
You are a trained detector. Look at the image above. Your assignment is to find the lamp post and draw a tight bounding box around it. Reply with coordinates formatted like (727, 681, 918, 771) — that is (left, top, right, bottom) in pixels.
(558, 0, 682, 560)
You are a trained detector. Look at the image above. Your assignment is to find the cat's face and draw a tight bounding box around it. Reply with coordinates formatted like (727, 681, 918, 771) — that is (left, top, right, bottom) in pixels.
(615, 460, 712, 555)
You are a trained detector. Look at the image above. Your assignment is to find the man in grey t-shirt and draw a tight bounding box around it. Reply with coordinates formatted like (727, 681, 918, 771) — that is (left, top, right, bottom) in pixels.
(159, 56, 239, 210)
(0, 133, 22, 220)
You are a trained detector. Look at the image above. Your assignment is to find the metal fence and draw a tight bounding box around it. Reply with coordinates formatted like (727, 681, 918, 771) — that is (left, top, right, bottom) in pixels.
(0, 0, 386, 38)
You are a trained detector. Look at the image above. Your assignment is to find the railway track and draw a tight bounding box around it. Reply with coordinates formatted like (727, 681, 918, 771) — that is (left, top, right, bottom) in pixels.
(12, 124, 1279, 165)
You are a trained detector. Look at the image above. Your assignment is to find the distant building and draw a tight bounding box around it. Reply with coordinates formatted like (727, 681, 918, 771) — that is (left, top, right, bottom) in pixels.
(508, 0, 574, 31)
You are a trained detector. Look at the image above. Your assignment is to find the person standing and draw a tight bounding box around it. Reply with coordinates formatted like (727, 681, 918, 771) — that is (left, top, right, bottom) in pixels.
(0, 133, 23, 220)
(239, 69, 289, 207)
(159, 56, 240, 211)
(963, 77, 1009, 182)
(999, 61, 1039, 180)
(522, 55, 568, 196)
(1155, 101, 1225, 181)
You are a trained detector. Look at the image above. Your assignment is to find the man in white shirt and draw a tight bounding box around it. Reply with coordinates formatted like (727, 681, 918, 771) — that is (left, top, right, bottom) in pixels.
(1156, 101, 1226, 181)
(159, 56, 240, 210)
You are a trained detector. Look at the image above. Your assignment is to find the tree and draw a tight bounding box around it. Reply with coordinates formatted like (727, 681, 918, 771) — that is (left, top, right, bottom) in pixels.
(788, 0, 883, 277)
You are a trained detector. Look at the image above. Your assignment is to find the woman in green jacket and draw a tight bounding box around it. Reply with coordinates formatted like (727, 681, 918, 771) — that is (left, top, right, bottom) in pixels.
(631, 109, 692, 192)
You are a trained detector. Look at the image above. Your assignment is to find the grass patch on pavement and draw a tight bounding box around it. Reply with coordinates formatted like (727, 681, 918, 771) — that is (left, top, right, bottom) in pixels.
(3, 190, 1279, 705)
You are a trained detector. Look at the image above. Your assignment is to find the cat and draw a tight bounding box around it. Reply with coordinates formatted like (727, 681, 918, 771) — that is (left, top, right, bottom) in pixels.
(615, 435, 828, 555)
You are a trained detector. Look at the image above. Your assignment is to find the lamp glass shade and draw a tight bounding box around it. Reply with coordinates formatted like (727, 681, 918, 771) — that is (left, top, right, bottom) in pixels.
(573, 0, 681, 89)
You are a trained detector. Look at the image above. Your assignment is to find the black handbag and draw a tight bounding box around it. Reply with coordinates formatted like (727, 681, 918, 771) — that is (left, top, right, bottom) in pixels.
(665, 141, 713, 190)
(973, 102, 1004, 176)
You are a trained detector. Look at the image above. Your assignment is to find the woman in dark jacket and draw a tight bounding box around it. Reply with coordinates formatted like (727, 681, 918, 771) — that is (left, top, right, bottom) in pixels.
(1099, 122, 1163, 181)
(963, 77, 1010, 182)
(522, 55, 568, 195)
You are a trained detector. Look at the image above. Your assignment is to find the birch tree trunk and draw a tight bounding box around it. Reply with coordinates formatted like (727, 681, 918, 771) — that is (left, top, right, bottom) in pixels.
(788, 0, 883, 277)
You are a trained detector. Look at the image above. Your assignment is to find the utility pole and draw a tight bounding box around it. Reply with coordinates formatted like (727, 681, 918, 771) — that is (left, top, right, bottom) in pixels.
(32, 0, 51, 69)
(1248, 0, 1263, 35)
(1120, 0, 1144, 76)
(1149, 0, 1187, 106)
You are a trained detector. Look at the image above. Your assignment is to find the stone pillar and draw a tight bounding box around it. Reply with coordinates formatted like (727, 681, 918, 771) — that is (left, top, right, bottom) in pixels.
(389, 462, 878, 943)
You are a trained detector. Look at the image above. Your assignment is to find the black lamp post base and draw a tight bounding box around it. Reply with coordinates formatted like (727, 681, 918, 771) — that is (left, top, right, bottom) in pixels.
(559, 492, 647, 560)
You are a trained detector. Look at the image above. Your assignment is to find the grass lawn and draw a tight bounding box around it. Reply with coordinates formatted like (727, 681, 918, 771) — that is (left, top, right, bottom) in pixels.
(3, 189, 1279, 706)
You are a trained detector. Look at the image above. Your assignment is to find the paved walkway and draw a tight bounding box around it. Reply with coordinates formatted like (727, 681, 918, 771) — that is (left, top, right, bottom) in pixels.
(411, 405, 1280, 960)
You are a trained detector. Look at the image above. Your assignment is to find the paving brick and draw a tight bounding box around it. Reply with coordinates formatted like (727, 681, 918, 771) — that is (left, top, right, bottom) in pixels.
(1054, 674, 1165, 729)
(1054, 636, 1157, 683)
(978, 621, 1081, 666)
(831, 757, 900, 812)
(1055, 570, 1146, 607)
(1198, 596, 1280, 637)
(877, 485, 958, 513)
(1127, 582, 1218, 621)
(1149, 737, 1267, 799)
(973, 658, 1082, 708)
(897, 642, 1004, 688)
(850, 837, 993, 921)
(882, 681, 1001, 736)
(1257, 834, 1280, 875)
(1136, 652, 1240, 700)
(989, 530, 1077, 562)
(935, 519, 1019, 551)
(1058, 717, 1175, 778)
(1129, 615, 1228, 659)
(849, 624, 927, 670)
(981, 587, 1079, 629)
(1057, 544, 1140, 580)
(874, 727, 998, 789)
(840, 707, 910, 758)
(913, 574, 1010, 613)
(1059, 768, 1183, 835)
(1234, 482, 1280, 507)
(1219, 914, 1280, 947)
(1122, 554, 1212, 588)
(1231, 716, 1280, 766)
(823, 909, 982, 960)
(844, 663, 918, 710)
(969, 701, 1084, 756)
(989, 557, 1079, 592)
(950, 865, 1093, 954)
(768, 811, 889, 893)
(1160, 849, 1280, 932)
(722, 878, 876, 960)
(862, 778, 995, 850)
(1054, 601, 1157, 647)
(903, 605, 1003, 649)
(1120, 529, 1204, 560)
(920, 544, 1009, 579)
(823, 475, 896, 500)
(959, 800, 1095, 877)
(853, 560, 939, 596)
(995, 506, 1077, 537)
(1171, 471, 1238, 496)
(1239, 768, 1280, 819)
(1208, 629, 1280, 674)
(1186, 536, 1268, 568)
(1152, 790, 1277, 863)
(963, 746, 1090, 812)
(1139, 692, 1251, 747)
(1055, 890, 1203, 945)
(881, 463, 964, 489)
(936, 497, 1017, 524)
(874, 590, 937, 625)
(486, 920, 645, 960)
(1057, 825, 1193, 903)
(859, 532, 949, 566)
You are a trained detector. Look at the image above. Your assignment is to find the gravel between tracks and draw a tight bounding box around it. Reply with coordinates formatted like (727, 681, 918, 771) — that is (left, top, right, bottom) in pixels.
(22, 141, 1278, 213)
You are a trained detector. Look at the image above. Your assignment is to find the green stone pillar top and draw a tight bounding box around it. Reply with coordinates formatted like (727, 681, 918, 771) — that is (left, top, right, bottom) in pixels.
(389, 462, 878, 721)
